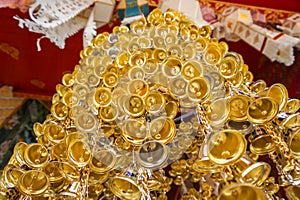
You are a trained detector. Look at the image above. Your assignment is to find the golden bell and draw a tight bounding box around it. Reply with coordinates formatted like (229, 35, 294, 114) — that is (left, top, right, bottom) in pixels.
(183, 43, 196, 60)
(164, 10, 177, 24)
(165, 100, 179, 119)
(88, 184, 104, 199)
(218, 55, 238, 79)
(147, 8, 163, 23)
(207, 130, 247, 165)
(33, 122, 43, 137)
(89, 149, 116, 173)
(181, 60, 203, 81)
(74, 70, 87, 85)
(89, 171, 109, 185)
(127, 79, 149, 98)
(169, 77, 188, 99)
(228, 94, 251, 122)
(58, 181, 81, 199)
(56, 83, 68, 97)
(289, 129, 300, 159)
(286, 185, 300, 200)
(109, 174, 141, 200)
(136, 140, 169, 169)
(67, 139, 91, 167)
(94, 87, 112, 107)
(123, 94, 145, 117)
(153, 36, 165, 48)
(51, 101, 68, 121)
(116, 52, 130, 69)
(282, 113, 300, 131)
(114, 25, 129, 34)
(122, 119, 147, 145)
(87, 73, 100, 87)
(127, 40, 141, 54)
(186, 77, 210, 102)
(44, 123, 66, 144)
(284, 98, 300, 114)
(24, 143, 49, 168)
(128, 66, 145, 80)
(137, 36, 151, 48)
(244, 71, 254, 83)
(203, 44, 222, 65)
(209, 71, 224, 89)
(233, 156, 271, 186)
(247, 97, 279, 124)
(17, 170, 49, 197)
(59, 162, 80, 181)
(249, 80, 267, 94)
(152, 48, 167, 63)
(99, 103, 118, 122)
(228, 71, 244, 87)
(74, 112, 97, 132)
(199, 25, 212, 38)
(2, 164, 24, 188)
(167, 44, 183, 58)
(192, 157, 221, 173)
(143, 48, 153, 59)
(226, 120, 253, 135)
(218, 184, 267, 200)
(62, 90, 74, 107)
(73, 84, 89, 98)
(267, 83, 288, 111)
(129, 52, 146, 67)
(144, 91, 166, 113)
(51, 142, 68, 161)
(37, 134, 50, 146)
(250, 134, 276, 155)
(195, 37, 209, 53)
(103, 72, 118, 88)
(218, 41, 229, 55)
(43, 161, 64, 183)
(62, 73, 74, 87)
(207, 98, 229, 127)
(189, 28, 199, 40)
(156, 24, 169, 37)
(180, 27, 190, 41)
(162, 56, 182, 78)
(149, 117, 176, 144)
(165, 32, 178, 46)
(143, 59, 159, 75)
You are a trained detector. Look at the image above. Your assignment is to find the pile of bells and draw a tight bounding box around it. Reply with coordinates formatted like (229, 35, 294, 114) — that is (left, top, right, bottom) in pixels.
(1, 8, 300, 200)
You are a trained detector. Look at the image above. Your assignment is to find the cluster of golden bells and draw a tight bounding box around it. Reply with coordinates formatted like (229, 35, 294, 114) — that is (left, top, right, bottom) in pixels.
(1, 8, 300, 200)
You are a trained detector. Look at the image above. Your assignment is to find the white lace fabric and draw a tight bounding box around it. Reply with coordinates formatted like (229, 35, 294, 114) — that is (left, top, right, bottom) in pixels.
(28, 0, 94, 28)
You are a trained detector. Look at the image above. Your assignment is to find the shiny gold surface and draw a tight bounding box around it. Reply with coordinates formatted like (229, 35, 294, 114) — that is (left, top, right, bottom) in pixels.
(208, 130, 247, 165)
(247, 97, 279, 124)
(1, 8, 299, 200)
(250, 135, 276, 155)
(218, 184, 267, 200)
(18, 170, 49, 196)
(109, 176, 141, 200)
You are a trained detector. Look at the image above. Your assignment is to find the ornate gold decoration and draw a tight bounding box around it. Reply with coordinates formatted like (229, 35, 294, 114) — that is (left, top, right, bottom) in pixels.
(0, 8, 299, 200)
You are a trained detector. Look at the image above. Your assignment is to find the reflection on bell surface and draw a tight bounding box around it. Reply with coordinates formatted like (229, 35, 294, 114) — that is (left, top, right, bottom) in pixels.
(137, 141, 168, 169)
(218, 184, 267, 200)
(247, 97, 279, 124)
(233, 156, 271, 186)
(250, 134, 276, 155)
(109, 175, 141, 200)
(207, 130, 247, 165)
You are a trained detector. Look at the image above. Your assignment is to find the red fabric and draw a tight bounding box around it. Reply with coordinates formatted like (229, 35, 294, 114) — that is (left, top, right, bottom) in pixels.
(219, 0, 300, 12)
(0, 5, 299, 99)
